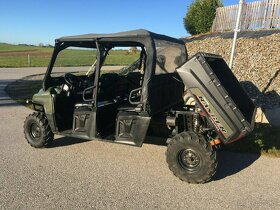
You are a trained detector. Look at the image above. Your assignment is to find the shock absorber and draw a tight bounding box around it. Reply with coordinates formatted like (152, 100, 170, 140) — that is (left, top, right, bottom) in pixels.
(193, 113, 202, 133)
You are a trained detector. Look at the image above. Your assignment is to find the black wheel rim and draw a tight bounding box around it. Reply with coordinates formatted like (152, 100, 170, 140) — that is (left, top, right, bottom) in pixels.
(178, 149, 201, 172)
(30, 123, 41, 140)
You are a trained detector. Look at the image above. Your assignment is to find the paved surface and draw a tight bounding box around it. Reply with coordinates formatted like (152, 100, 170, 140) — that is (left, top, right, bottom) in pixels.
(1, 68, 280, 209)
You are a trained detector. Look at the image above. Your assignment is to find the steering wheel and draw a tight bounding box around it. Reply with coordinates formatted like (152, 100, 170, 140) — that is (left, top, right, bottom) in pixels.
(64, 73, 83, 89)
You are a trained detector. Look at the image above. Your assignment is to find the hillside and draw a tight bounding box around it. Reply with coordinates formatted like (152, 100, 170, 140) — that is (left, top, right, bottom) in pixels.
(0, 43, 53, 67)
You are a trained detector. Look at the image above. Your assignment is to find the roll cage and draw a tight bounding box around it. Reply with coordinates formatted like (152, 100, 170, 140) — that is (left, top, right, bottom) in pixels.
(43, 29, 188, 113)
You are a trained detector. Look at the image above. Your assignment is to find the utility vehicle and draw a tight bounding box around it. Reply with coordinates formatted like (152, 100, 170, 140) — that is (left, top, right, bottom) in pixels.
(24, 29, 256, 183)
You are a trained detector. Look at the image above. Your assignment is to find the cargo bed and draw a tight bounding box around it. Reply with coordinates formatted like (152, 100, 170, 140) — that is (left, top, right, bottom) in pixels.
(177, 52, 256, 143)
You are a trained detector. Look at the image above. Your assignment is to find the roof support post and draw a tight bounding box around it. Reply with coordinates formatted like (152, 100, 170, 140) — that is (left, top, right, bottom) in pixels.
(229, 0, 245, 69)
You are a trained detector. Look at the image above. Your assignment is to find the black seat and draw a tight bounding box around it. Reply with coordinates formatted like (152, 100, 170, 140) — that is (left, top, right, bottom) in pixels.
(148, 73, 184, 115)
(117, 105, 138, 112)
(74, 102, 93, 111)
(117, 100, 141, 112)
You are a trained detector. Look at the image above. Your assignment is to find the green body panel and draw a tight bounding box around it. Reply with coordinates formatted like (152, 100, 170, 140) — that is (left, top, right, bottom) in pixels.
(32, 88, 56, 131)
(32, 88, 54, 114)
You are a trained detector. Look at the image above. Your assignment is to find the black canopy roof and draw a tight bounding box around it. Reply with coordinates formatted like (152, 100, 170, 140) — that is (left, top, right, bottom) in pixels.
(56, 29, 184, 45)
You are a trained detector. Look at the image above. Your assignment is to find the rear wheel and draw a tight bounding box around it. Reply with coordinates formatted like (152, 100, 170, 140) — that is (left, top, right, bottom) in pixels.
(166, 131, 217, 183)
(24, 112, 54, 148)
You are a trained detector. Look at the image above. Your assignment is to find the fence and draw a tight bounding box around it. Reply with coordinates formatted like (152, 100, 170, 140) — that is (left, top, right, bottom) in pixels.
(211, 0, 280, 32)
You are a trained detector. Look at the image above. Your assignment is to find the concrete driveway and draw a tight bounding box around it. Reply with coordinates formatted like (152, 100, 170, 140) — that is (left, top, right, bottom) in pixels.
(0, 68, 280, 209)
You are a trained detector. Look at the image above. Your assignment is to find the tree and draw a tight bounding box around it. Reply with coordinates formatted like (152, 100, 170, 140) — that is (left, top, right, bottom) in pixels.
(184, 0, 223, 35)
(127, 47, 137, 55)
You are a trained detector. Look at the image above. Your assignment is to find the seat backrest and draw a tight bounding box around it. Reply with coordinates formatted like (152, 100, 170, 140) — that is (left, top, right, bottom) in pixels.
(98, 73, 119, 101)
(147, 73, 184, 115)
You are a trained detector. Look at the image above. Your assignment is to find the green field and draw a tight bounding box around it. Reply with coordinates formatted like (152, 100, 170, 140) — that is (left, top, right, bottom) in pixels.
(0, 43, 140, 67)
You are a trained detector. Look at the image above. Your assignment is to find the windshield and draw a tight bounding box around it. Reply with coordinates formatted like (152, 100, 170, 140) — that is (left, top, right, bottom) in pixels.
(100, 46, 144, 76)
(154, 39, 187, 75)
(51, 47, 97, 77)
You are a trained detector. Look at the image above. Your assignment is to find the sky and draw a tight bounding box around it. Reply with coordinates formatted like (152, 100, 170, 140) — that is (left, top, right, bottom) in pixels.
(0, 0, 255, 45)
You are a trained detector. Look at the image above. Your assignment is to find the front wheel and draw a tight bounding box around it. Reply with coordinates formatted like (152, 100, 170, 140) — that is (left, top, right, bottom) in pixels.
(24, 112, 54, 148)
(166, 131, 217, 183)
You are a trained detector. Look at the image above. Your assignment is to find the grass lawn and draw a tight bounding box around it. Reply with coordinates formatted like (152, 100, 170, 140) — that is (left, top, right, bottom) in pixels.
(224, 123, 280, 157)
(0, 43, 139, 67)
(5, 74, 280, 157)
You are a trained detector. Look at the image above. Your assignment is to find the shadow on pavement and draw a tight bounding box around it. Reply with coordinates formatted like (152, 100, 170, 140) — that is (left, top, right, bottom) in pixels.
(144, 136, 167, 146)
(223, 123, 280, 156)
(240, 69, 280, 127)
(213, 151, 260, 181)
(4, 78, 42, 107)
(144, 136, 261, 181)
(51, 136, 168, 148)
(48, 136, 260, 180)
(50, 136, 90, 148)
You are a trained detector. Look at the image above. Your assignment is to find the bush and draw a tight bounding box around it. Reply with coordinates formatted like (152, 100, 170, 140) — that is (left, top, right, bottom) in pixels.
(184, 0, 223, 35)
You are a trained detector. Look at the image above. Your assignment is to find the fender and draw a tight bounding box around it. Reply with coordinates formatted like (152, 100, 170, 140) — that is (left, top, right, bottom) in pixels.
(31, 88, 57, 132)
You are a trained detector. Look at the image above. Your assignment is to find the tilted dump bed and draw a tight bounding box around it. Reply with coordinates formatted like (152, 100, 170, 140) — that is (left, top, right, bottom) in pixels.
(177, 52, 256, 143)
